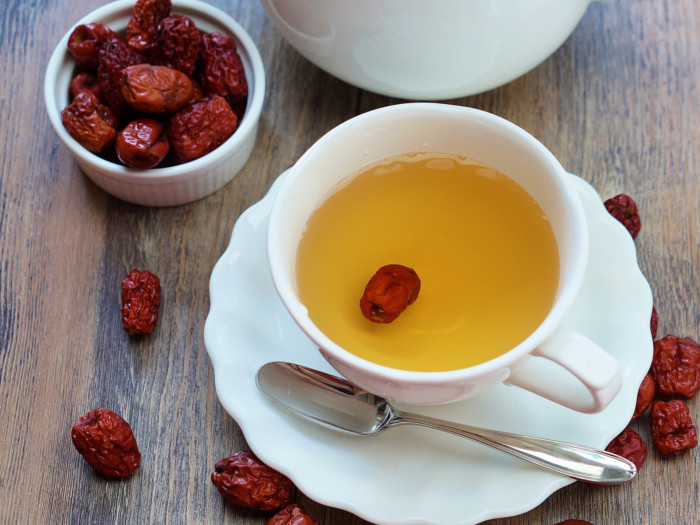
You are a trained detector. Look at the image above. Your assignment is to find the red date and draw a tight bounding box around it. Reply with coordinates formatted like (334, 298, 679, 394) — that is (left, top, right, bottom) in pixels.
(605, 428, 647, 471)
(266, 504, 318, 525)
(650, 399, 698, 457)
(71, 408, 140, 478)
(126, 0, 172, 53)
(121, 64, 194, 113)
(604, 193, 641, 240)
(650, 305, 658, 340)
(650, 335, 700, 399)
(67, 22, 121, 70)
(168, 95, 237, 163)
(360, 264, 421, 323)
(121, 269, 161, 335)
(116, 119, 169, 169)
(631, 372, 655, 421)
(61, 90, 118, 153)
(211, 451, 294, 511)
(154, 14, 202, 77)
(200, 32, 248, 104)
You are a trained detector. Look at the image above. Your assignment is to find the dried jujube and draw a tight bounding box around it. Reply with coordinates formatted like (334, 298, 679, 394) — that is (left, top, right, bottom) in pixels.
(154, 14, 201, 77)
(126, 0, 172, 53)
(61, 90, 118, 153)
(211, 451, 294, 511)
(121, 269, 161, 335)
(116, 119, 169, 169)
(67, 22, 121, 70)
(605, 428, 647, 471)
(200, 32, 248, 104)
(266, 503, 318, 525)
(71, 408, 141, 478)
(121, 64, 194, 113)
(650, 335, 700, 399)
(631, 372, 655, 421)
(604, 193, 641, 239)
(360, 264, 421, 323)
(167, 95, 238, 163)
(650, 399, 698, 457)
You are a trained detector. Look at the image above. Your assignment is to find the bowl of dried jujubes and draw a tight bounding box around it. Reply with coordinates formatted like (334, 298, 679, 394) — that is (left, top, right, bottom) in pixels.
(45, 0, 265, 206)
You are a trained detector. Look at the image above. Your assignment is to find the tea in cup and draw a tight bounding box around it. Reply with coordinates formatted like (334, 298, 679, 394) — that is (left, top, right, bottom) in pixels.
(267, 103, 621, 410)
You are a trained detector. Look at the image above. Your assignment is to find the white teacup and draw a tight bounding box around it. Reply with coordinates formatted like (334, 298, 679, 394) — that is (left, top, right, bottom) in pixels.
(267, 103, 621, 411)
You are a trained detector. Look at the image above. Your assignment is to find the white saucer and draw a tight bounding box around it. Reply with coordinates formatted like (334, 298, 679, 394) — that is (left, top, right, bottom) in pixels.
(204, 171, 653, 525)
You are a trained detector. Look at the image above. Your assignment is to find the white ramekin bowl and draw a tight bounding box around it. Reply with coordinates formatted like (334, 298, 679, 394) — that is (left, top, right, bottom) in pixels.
(45, 0, 265, 206)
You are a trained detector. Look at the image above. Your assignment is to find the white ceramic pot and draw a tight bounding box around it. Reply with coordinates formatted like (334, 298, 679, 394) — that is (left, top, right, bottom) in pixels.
(259, 0, 591, 99)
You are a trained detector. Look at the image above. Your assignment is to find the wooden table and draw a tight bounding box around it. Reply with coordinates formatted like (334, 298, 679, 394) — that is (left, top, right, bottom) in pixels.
(1, 0, 698, 523)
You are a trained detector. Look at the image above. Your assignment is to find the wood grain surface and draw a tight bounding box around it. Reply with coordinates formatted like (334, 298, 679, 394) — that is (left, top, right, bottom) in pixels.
(1, 0, 698, 524)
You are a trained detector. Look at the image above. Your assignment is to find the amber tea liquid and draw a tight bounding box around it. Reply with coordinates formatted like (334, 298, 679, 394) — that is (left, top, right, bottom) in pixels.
(295, 153, 560, 372)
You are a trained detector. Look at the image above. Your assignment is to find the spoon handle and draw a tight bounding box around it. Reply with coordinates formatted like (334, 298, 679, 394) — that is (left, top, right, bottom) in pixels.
(390, 409, 636, 484)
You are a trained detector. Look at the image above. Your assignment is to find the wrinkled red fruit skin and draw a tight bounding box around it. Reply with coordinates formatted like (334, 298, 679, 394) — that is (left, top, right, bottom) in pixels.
(200, 32, 248, 104)
(650, 399, 698, 457)
(116, 119, 169, 169)
(61, 91, 119, 154)
(211, 451, 294, 511)
(167, 95, 237, 163)
(360, 264, 421, 323)
(266, 503, 318, 525)
(121, 269, 161, 335)
(604, 193, 641, 239)
(121, 64, 194, 113)
(632, 372, 656, 421)
(650, 335, 700, 399)
(154, 14, 202, 77)
(126, 0, 172, 54)
(67, 22, 121, 70)
(71, 408, 141, 478)
(605, 428, 647, 471)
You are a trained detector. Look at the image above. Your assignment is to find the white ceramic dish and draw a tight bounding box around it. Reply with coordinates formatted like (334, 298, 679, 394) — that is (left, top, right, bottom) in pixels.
(44, 0, 265, 206)
(259, 0, 592, 100)
(205, 170, 653, 525)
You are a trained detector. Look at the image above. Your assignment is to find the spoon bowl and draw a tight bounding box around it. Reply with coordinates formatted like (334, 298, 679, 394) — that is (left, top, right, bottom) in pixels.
(256, 361, 637, 485)
(257, 360, 390, 435)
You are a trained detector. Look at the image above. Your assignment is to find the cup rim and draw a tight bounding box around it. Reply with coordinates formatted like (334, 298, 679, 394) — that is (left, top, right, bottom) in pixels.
(268, 102, 589, 384)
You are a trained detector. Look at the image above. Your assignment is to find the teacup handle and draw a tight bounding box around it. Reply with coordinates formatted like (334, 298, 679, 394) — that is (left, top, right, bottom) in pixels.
(505, 327, 622, 413)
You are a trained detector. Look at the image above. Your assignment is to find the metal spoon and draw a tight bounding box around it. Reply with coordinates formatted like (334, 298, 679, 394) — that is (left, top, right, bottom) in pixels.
(256, 361, 636, 484)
